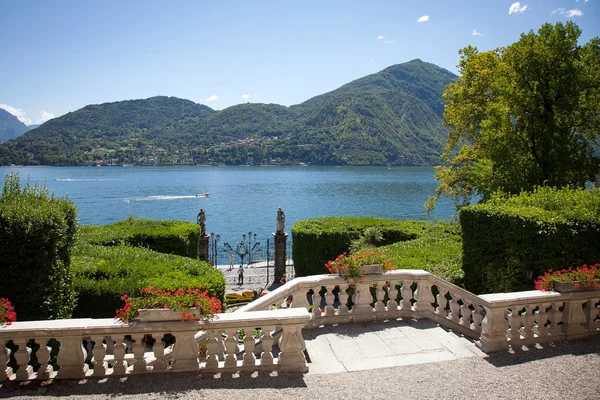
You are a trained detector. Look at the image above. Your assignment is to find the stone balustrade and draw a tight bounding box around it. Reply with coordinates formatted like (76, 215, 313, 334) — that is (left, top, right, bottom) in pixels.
(0, 308, 310, 382)
(2, 270, 599, 382)
(237, 270, 600, 352)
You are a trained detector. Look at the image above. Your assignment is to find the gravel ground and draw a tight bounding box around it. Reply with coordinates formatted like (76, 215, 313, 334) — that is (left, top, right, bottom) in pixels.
(2, 335, 599, 400)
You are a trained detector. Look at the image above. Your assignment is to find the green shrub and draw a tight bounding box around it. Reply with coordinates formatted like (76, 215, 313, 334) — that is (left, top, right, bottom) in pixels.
(0, 174, 78, 320)
(78, 217, 200, 258)
(460, 187, 600, 294)
(292, 216, 462, 282)
(71, 243, 225, 318)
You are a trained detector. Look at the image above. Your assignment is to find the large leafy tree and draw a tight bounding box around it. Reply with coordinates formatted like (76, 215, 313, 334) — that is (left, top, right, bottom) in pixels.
(426, 22, 600, 212)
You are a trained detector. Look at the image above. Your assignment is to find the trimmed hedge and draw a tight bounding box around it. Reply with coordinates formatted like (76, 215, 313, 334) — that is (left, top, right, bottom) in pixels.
(460, 187, 600, 294)
(292, 217, 462, 282)
(78, 217, 200, 258)
(0, 174, 78, 320)
(72, 242, 225, 318)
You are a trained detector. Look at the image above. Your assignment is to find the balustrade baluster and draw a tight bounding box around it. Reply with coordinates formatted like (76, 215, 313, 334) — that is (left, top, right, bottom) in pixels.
(91, 335, 108, 377)
(312, 287, 322, 317)
(448, 294, 461, 324)
(374, 281, 386, 315)
(171, 332, 199, 372)
(131, 334, 147, 374)
(534, 304, 550, 339)
(520, 305, 535, 341)
(242, 327, 256, 368)
(34, 337, 52, 380)
(338, 285, 350, 315)
(112, 337, 128, 375)
(400, 282, 413, 311)
(473, 305, 484, 333)
(436, 289, 448, 318)
(323, 285, 336, 316)
(151, 334, 166, 372)
(548, 302, 563, 337)
(460, 301, 472, 329)
(13, 338, 33, 381)
(223, 330, 238, 369)
(386, 281, 399, 316)
(0, 340, 11, 381)
(260, 327, 274, 366)
(506, 307, 522, 344)
(205, 330, 220, 370)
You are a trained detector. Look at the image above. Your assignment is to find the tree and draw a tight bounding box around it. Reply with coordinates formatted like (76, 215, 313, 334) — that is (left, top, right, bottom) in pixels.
(426, 22, 600, 212)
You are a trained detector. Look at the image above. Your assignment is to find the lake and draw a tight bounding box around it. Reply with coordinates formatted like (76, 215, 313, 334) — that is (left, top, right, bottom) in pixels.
(0, 165, 454, 244)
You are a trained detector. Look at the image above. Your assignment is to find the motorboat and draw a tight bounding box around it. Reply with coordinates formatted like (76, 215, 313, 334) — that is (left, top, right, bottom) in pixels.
(196, 192, 210, 198)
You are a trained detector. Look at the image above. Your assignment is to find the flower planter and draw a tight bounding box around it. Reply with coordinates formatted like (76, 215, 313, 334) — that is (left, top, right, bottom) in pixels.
(552, 280, 600, 293)
(138, 308, 201, 322)
(340, 263, 383, 277)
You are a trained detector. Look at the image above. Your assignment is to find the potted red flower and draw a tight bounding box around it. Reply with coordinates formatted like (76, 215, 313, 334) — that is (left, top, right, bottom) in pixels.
(0, 298, 16, 326)
(116, 286, 222, 323)
(534, 264, 600, 293)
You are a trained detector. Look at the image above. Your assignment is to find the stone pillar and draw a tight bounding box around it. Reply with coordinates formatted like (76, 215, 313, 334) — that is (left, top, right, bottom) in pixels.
(273, 232, 287, 284)
(198, 235, 210, 262)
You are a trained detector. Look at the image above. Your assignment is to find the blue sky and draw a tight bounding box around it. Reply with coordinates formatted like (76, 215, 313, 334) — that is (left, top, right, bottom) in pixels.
(1, 0, 598, 125)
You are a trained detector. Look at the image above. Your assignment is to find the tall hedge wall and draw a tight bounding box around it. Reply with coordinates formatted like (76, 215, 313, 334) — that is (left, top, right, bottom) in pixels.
(72, 243, 225, 318)
(78, 217, 200, 258)
(460, 187, 600, 294)
(0, 174, 78, 320)
(292, 217, 424, 277)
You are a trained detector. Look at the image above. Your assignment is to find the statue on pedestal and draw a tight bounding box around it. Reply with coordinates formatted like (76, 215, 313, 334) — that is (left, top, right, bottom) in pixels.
(276, 208, 285, 234)
(197, 208, 206, 236)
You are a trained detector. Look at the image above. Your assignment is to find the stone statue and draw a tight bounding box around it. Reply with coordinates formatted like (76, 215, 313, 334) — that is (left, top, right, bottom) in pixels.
(197, 208, 206, 236)
(276, 207, 285, 234)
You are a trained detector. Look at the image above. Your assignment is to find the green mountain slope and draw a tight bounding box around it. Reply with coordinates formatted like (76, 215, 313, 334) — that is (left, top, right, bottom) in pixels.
(0, 109, 29, 144)
(0, 60, 457, 166)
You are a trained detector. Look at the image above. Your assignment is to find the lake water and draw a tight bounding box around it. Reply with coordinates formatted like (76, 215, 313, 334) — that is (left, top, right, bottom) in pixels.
(0, 166, 454, 244)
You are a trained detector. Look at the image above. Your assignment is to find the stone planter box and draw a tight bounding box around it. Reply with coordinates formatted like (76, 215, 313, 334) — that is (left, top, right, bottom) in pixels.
(138, 308, 201, 322)
(340, 264, 383, 277)
(553, 280, 600, 293)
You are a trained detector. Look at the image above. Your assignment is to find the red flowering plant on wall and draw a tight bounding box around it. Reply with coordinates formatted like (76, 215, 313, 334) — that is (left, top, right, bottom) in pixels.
(0, 298, 17, 326)
(116, 286, 222, 323)
(325, 248, 396, 284)
(534, 264, 600, 291)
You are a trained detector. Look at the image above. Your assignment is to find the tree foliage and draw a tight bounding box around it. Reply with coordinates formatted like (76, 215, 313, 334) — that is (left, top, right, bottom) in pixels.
(427, 22, 600, 212)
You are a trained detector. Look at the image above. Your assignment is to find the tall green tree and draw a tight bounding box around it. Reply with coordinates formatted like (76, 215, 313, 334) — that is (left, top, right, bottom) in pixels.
(426, 22, 600, 212)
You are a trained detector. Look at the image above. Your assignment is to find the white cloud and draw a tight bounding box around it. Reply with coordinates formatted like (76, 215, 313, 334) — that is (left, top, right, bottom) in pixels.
(0, 104, 32, 125)
(377, 35, 395, 44)
(38, 110, 55, 124)
(241, 94, 251, 100)
(552, 8, 584, 17)
(470, 29, 484, 36)
(509, 2, 527, 14)
(417, 15, 429, 23)
(205, 95, 218, 102)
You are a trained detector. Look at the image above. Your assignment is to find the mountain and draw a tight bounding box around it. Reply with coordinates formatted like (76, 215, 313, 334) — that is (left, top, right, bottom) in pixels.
(0, 109, 29, 144)
(0, 60, 457, 166)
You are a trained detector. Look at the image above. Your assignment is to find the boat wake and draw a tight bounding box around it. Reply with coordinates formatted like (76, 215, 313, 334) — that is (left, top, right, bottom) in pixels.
(134, 195, 200, 201)
(55, 178, 122, 181)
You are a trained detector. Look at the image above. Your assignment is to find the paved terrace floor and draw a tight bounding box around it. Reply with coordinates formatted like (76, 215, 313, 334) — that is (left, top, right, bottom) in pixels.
(2, 319, 599, 399)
